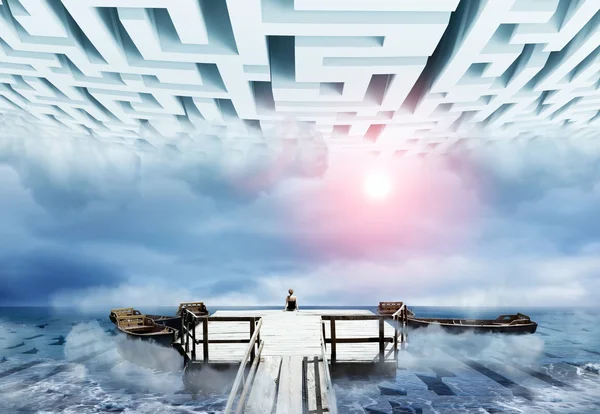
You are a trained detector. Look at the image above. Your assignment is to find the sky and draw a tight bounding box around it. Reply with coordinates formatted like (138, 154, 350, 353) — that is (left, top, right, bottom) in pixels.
(1, 123, 600, 309)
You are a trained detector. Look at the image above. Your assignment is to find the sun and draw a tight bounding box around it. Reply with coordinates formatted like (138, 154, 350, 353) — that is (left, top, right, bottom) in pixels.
(363, 172, 392, 200)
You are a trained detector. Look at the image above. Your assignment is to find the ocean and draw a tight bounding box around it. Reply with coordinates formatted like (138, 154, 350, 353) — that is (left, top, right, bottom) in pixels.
(0, 306, 598, 413)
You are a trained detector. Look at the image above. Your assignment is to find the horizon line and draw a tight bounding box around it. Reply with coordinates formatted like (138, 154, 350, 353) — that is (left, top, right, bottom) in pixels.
(1, 304, 598, 309)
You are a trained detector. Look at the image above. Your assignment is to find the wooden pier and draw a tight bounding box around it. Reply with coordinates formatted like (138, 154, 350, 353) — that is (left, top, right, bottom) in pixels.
(174, 306, 409, 414)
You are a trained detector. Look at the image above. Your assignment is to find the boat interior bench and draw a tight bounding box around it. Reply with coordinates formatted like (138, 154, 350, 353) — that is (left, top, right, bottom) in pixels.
(378, 302, 404, 315)
(117, 315, 151, 328)
(111, 307, 142, 316)
(177, 302, 208, 315)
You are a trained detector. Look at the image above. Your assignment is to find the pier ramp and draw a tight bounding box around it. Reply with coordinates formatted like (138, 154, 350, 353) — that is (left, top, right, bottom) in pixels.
(175, 309, 407, 413)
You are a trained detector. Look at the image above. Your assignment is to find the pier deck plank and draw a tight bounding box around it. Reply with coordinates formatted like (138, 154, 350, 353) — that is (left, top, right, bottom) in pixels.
(245, 356, 281, 414)
(306, 357, 330, 413)
(276, 355, 303, 414)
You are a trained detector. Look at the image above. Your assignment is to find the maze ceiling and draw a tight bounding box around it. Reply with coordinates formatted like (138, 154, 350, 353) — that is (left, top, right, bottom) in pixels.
(0, 0, 598, 157)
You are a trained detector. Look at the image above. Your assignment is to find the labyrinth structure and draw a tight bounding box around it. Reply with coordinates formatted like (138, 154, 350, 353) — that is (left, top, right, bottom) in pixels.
(0, 0, 598, 157)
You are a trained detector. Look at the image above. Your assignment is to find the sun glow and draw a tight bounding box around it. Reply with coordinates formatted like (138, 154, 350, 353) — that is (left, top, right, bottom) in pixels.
(363, 172, 392, 200)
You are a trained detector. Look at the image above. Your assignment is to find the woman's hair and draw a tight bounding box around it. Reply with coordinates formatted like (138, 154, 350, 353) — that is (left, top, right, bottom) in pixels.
(288, 288, 294, 295)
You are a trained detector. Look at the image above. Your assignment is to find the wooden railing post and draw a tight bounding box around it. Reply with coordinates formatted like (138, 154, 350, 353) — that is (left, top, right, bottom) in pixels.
(203, 317, 209, 364)
(256, 329, 260, 352)
(330, 319, 337, 368)
(378, 317, 385, 366)
(249, 319, 255, 363)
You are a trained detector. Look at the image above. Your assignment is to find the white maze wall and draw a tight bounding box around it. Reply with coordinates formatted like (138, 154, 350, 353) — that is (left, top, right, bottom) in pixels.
(0, 0, 598, 157)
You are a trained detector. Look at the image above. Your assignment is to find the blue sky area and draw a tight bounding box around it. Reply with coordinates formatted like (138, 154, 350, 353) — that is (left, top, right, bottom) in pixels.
(1, 131, 600, 309)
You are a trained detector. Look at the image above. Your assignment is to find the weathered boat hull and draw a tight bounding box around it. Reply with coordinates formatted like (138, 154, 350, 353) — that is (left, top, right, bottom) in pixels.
(110, 313, 167, 325)
(406, 317, 537, 334)
(150, 314, 209, 332)
(116, 326, 177, 347)
(149, 315, 183, 331)
(110, 312, 208, 329)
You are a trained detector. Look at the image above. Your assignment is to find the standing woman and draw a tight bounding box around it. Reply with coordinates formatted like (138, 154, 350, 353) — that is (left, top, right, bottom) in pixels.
(284, 289, 299, 311)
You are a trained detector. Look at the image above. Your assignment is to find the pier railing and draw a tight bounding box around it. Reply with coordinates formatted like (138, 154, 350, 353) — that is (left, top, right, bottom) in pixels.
(321, 312, 407, 368)
(180, 310, 262, 364)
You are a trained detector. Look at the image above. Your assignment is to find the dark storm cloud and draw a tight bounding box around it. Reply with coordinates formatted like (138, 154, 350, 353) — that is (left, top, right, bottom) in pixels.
(0, 249, 122, 305)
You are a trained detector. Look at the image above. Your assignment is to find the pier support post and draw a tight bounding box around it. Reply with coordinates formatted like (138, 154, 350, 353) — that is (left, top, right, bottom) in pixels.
(249, 319, 255, 363)
(393, 322, 398, 361)
(202, 317, 209, 364)
(184, 313, 189, 354)
(192, 317, 196, 360)
(330, 319, 337, 370)
(378, 317, 385, 367)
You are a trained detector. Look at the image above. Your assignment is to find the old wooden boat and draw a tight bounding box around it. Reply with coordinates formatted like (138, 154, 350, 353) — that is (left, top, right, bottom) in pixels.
(110, 307, 179, 326)
(406, 313, 538, 334)
(177, 302, 209, 318)
(109, 303, 209, 332)
(377, 301, 408, 316)
(156, 302, 210, 331)
(115, 314, 178, 346)
(109, 307, 142, 324)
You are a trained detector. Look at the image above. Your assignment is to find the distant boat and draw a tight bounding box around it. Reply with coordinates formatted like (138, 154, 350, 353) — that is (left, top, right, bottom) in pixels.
(406, 313, 538, 334)
(115, 314, 177, 347)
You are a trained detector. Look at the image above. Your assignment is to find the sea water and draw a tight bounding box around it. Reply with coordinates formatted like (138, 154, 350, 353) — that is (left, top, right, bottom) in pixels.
(0, 306, 598, 413)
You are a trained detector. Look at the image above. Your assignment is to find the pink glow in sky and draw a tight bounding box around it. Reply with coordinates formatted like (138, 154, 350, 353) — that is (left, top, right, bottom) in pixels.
(280, 154, 482, 260)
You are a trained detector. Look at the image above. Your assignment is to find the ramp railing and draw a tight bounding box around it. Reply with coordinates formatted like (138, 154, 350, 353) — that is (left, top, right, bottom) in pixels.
(320, 322, 338, 414)
(223, 317, 264, 414)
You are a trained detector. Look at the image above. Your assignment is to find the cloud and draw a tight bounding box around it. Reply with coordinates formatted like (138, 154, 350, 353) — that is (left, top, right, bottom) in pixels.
(0, 134, 141, 214)
(446, 137, 600, 210)
(175, 132, 328, 206)
(0, 116, 329, 214)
